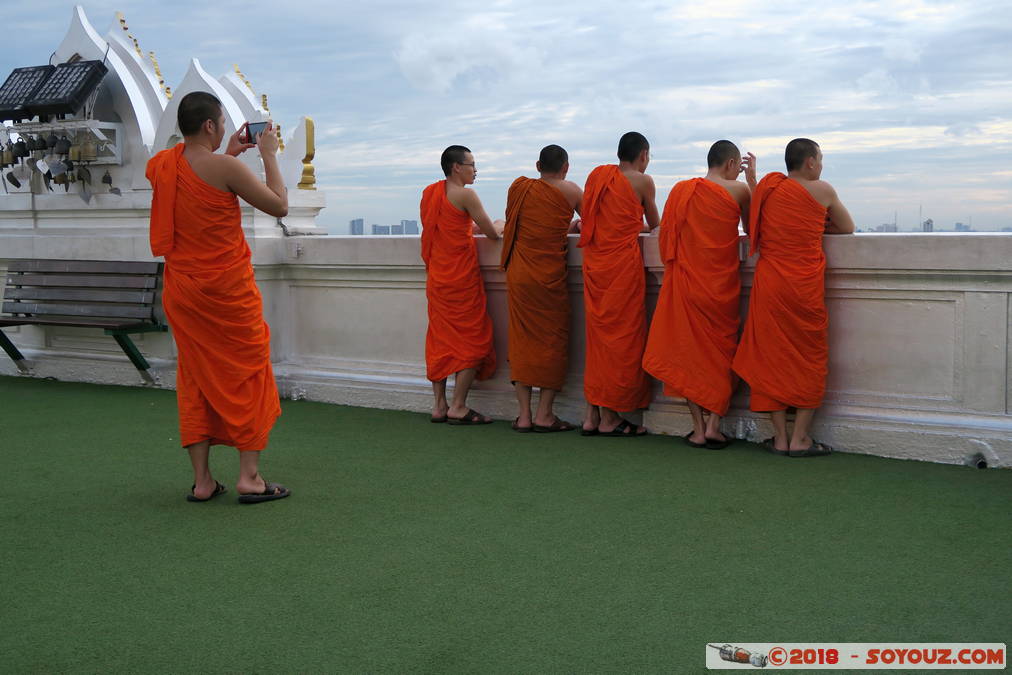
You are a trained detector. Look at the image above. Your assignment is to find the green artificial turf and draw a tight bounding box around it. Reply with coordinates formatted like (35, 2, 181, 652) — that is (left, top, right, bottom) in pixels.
(1, 375, 1009, 673)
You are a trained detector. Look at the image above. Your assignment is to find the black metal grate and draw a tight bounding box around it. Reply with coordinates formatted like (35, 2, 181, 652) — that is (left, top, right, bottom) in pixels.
(0, 65, 55, 120)
(25, 60, 108, 116)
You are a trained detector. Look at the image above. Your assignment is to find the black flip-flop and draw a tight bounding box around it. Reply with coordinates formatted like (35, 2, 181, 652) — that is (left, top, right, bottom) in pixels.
(430, 415, 447, 423)
(447, 408, 493, 425)
(533, 417, 576, 433)
(238, 477, 291, 504)
(186, 480, 227, 502)
(601, 419, 647, 437)
(512, 417, 533, 433)
(706, 437, 731, 450)
(580, 427, 600, 436)
(763, 437, 788, 455)
(788, 441, 833, 457)
(683, 432, 708, 448)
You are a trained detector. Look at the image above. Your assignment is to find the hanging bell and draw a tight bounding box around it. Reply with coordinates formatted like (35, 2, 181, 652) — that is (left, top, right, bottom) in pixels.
(46, 133, 59, 149)
(80, 137, 98, 162)
(14, 139, 28, 159)
(55, 135, 72, 155)
(101, 169, 113, 185)
(2, 146, 12, 167)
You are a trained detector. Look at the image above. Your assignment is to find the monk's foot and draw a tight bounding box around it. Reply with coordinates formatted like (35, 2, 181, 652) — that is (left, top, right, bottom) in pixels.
(191, 476, 221, 501)
(431, 403, 449, 422)
(446, 407, 493, 425)
(687, 431, 708, 445)
(236, 473, 273, 496)
(599, 419, 647, 436)
(788, 436, 814, 452)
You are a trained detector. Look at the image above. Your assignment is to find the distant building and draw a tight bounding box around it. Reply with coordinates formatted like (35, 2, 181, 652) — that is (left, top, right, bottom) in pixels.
(922, 219, 934, 233)
(391, 224, 404, 235)
(372, 224, 391, 235)
(401, 219, 419, 235)
(350, 218, 364, 235)
(955, 222, 971, 232)
(876, 223, 898, 232)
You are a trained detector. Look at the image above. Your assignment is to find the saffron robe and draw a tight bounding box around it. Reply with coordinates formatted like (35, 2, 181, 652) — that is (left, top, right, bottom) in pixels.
(732, 173, 829, 411)
(642, 178, 742, 415)
(501, 177, 574, 390)
(578, 165, 652, 411)
(146, 143, 280, 451)
(420, 180, 496, 382)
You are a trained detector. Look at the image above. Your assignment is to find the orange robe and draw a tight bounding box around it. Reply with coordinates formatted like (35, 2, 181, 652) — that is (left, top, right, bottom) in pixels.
(642, 178, 742, 416)
(578, 165, 652, 411)
(420, 180, 496, 382)
(501, 177, 574, 391)
(732, 172, 828, 411)
(146, 143, 280, 450)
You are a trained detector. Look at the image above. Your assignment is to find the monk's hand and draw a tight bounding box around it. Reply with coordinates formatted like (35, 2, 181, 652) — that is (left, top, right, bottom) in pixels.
(257, 120, 280, 156)
(493, 218, 506, 237)
(226, 123, 257, 156)
(743, 152, 758, 189)
(568, 218, 582, 234)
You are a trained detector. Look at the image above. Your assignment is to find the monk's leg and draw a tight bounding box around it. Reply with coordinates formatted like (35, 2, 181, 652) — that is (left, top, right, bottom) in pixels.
(514, 382, 533, 428)
(432, 379, 449, 420)
(236, 448, 284, 496)
(534, 388, 559, 427)
(598, 407, 646, 435)
(789, 408, 818, 451)
(187, 440, 219, 499)
(704, 410, 727, 443)
(582, 403, 600, 433)
(687, 401, 707, 445)
(769, 410, 790, 452)
(448, 369, 491, 422)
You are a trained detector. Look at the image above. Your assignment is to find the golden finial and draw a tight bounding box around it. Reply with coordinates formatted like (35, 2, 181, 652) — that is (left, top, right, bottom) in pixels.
(261, 94, 270, 114)
(276, 123, 284, 153)
(297, 117, 316, 190)
(233, 64, 255, 93)
(116, 12, 143, 57)
(148, 51, 171, 99)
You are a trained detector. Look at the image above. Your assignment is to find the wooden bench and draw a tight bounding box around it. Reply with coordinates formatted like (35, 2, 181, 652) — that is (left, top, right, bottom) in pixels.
(0, 259, 167, 384)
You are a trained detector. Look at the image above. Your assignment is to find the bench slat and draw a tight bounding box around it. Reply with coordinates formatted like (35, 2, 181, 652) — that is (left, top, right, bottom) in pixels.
(6, 274, 157, 289)
(0, 317, 151, 329)
(7, 259, 161, 275)
(2, 301, 154, 320)
(4, 288, 155, 304)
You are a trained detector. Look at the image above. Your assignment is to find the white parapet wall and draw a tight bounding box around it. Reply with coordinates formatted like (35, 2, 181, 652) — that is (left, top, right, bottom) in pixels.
(2, 231, 1010, 469)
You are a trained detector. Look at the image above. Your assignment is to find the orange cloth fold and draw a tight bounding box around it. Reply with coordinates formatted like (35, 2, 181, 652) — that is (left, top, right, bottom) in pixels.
(643, 178, 742, 415)
(577, 165, 652, 411)
(146, 144, 280, 450)
(732, 172, 829, 410)
(420, 180, 496, 382)
(501, 177, 574, 390)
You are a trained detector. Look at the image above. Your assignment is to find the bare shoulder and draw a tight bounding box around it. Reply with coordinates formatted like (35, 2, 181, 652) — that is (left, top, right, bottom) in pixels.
(802, 178, 837, 206)
(721, 179, 749, 200)
(624, 170, 655, 196)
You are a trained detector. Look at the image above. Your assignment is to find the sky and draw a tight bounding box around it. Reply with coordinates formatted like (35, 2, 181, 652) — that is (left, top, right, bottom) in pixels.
(3, 1, 1011, 233)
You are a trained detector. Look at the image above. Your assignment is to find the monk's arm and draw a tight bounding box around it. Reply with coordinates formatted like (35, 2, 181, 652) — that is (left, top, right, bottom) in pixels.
(824, 185, 855, 234)
(463, 191, 501, 240)
(738, 188, 752, 233)
(641, 176, 661, 231)
(224, 123, 288, 217)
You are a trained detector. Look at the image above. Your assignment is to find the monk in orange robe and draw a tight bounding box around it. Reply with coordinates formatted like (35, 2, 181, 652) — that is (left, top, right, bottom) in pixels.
(643, 141, 756, 449)
(579, 132, 661, 436)
(732, 138, 855, 457)
(501, 145, 582, 432)
(421, 145, 503, 425)
(147, 91, 290, 503)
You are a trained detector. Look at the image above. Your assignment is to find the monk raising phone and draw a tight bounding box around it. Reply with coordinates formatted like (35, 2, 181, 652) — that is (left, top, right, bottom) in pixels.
(146, 92, 290, 503)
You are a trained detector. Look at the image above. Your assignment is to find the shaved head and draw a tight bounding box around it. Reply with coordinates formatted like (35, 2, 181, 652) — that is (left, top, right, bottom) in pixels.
(707, 140, 740, 168)
(440, 145, 471, 177)
(617, 131, 649, 163)
(785, 138, 820, 172)
(177, 91, 222, 136)
(538, 144, 568, 173)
